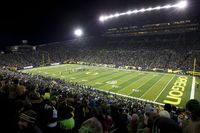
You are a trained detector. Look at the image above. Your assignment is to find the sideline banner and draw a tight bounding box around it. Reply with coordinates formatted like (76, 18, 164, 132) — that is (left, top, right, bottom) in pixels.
(23, 66, 33, 69)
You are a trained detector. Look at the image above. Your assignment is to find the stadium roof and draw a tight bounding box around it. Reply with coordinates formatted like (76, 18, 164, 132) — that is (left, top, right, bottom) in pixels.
(0, 0, 200, 49)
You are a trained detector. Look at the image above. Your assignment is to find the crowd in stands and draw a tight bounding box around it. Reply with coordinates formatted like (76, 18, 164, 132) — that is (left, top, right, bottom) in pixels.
(0, 68, 200, 133)
(0, 33, 200, 71)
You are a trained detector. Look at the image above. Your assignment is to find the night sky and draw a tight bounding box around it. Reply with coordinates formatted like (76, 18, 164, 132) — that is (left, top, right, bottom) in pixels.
(0, 0, 199, 48)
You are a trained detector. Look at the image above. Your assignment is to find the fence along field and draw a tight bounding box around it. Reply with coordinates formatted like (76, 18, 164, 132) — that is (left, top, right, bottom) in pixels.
(21, 64, 197, 107)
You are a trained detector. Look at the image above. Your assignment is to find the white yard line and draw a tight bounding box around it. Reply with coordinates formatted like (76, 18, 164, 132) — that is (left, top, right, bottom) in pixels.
(154, 75, 175, 102)
(118, 74, 152, 93)
(105, 73, 142, 91)
(190, 76, 196, 99)
(139, 75, 166, 98)
(126, 75, 156, 95)
(99, 88, 164, 106)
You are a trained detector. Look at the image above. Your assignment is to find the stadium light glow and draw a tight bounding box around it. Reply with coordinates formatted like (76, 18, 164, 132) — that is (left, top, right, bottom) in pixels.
(163, 4, 172, 9)
(133, 10, 139, 14)
(126, 10, 132, 15)
(146, 7, 153, 11)
(175, 1, 187, 9)
(99, 16, 105, 22)
(99, 1, 188, 22)
(114, 13, 120, 17)
(139, 8, 146, 12)
(74, 28, 83, 37)
(155, 6, 161, 10)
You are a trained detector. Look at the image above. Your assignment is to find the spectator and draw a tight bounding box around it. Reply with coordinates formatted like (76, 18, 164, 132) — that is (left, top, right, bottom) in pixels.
(152, 117, 182, 133)
(184, 99, 200, 133)
(57, 101, 75, 132)
(127, 113, 139, 133)
(79, 117, 103, 133)
(17, 109, 44, 133)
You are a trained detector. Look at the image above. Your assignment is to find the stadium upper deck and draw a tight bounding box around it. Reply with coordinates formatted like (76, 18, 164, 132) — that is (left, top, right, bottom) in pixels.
(104, 20, 199, 36)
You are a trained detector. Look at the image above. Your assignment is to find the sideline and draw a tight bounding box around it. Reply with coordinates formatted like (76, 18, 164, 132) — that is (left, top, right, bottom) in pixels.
(190, 76, 196, 99)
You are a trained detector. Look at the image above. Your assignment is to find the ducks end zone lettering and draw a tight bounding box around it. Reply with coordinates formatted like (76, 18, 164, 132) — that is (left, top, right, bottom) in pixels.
(163, 76, 188, 105)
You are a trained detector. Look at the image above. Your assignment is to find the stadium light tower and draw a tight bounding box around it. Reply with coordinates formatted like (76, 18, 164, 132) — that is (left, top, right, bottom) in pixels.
(99, 1, 188, 22)
(74, 28, 83, 37)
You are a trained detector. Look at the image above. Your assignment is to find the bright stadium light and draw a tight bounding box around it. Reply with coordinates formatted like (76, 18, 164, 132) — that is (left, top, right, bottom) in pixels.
(114, 13, 120, 17)
(99, 16, 105, 22)
(126, 10, 132, 15)
(163, 4, 172, 9)
(154, 6, 161, 10)
(146, 7, 153, 11)
(108, 15, 114, 18)
(74, 28, 83, 37)
(99, 1, 188, 22)
(175, 1, 187, 9)
(139, 8, 146, 12)
(133, 10, 139, 14)
(120, 12, 127, 16)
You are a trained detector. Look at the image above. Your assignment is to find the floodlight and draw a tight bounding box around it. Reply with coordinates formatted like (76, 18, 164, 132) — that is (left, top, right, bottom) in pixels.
(132, 10, 139, 13)
(175, 1, 187, 9)
(114, 13, 120, 17)
(126, 10, 132, 15)
(139, 8, 146, 12)
(98, 0, 188, 22)
(163, 4, 172, 9)
(155, 6, 161, 10)
(74, 29, 83, 37)
(99, 16, 105, 22)
(146, 7, 153, 11)
(120, 12, 127, 16)
(108, 15, 114, 18)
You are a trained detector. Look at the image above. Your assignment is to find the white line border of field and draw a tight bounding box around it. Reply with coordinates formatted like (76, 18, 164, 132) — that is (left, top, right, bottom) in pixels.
(100, 89, 164, 106)
(154, 75, 175, 102)
(190, 76, 196, 99)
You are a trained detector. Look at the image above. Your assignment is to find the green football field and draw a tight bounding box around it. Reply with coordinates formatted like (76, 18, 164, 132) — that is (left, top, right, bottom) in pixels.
(21, 64, 200, 107)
